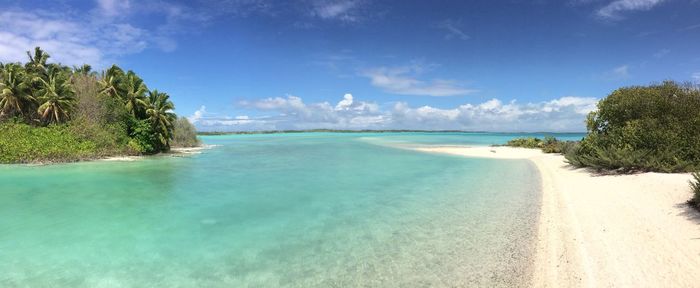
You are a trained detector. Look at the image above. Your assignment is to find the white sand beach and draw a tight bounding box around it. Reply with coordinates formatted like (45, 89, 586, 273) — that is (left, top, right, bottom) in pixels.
(100, 145, 213, 162)
(414, 146, 700, 287)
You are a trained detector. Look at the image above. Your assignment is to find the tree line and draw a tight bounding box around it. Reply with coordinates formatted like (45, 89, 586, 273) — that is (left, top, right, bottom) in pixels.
(0, 47, 198, 162)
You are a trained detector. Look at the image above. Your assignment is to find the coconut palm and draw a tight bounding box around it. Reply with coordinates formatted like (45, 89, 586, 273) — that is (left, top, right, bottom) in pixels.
(34, 68, 76, 124)
(120, 71, 148, 117)
(25, 47, 49, 75)
(0, 64, 35, 119)
(73, 64, 93, 76)
(146, 90, 176, 149)
(98, 64, 125, 98)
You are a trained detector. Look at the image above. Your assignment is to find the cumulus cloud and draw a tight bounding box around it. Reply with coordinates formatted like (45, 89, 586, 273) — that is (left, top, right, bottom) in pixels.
(0, 9, 148, 65)
(188, 106, 207, 123)
(187, 105, 277, 130)
(596, 0, 667, 19)
(194, 94, 598, 132)
(361, 64, 478, 97)
(0, 1, 208, 66)
(0, 11, 107, 65)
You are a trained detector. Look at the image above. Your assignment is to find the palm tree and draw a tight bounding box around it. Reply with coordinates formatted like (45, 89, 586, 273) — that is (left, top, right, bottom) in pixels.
(98, 65, 125, 99)
(0, 64, 35, 120)
(34, 68, 76, 124)
(25, 47, 49, 75)
(146, 90, 176, 149)
(73, 64, 93, 76)
(120, 71, 148, 117)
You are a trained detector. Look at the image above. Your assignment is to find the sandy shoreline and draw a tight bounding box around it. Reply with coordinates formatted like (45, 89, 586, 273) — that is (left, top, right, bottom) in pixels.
(414, 146, 700, 287)
(101, 145, 213, 162)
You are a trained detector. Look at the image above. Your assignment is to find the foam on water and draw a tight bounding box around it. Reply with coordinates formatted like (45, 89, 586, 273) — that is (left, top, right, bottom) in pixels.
(0, 132, 552, 287)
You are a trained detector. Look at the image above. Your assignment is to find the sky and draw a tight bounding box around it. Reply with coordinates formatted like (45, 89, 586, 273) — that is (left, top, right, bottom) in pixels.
(1, 0, 699, 132)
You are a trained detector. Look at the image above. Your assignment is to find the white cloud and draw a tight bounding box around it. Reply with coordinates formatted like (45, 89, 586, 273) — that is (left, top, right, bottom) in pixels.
(614, 65, 630, 77)
(187, 105, 277, 130)
(335, 93, 354, 110)
(188, 106, 207, 123)
(436, 19, 470, 41)
(597, 0, 667, 19)
(361, 64, 478, 97)
(309, 0, 364, 22)
(680, 23, 700, 31)
(97, 0, 131, 17)
(600, 64, 630, 80)
(0, 1, 211, 66)
(195, 94, 599, 132)
(0, 10, 149, 66)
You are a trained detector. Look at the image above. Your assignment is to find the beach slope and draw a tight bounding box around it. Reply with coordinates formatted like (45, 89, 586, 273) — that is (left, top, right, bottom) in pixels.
(414, 146, 700, 287)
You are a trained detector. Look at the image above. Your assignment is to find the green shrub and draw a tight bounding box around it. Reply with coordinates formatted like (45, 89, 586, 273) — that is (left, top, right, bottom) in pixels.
(505, 137, 543, 149)
(172, 117, 200, 148)
(127, 119, 158, 154)
(0, 123, 97, 163)
(566, 81, 700, 173)
(505, 136, 579, 154)
(689, 172, 700, 209)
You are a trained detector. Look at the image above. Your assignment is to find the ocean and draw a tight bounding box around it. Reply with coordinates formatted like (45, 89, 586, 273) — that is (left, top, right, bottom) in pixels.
(0, 132, 584, 287)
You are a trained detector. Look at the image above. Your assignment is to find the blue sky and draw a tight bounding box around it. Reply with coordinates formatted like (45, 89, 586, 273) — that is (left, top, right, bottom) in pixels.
(1, 0, 699, 131)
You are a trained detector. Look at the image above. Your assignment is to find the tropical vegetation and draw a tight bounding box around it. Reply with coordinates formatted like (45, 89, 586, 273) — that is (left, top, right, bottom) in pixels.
(689, 172, 700, 209)
(505, 136, 579, 154)
(565, 81, 700, 173)
(172, 117, 200, 147)
(0, 47, 198, 163)
(506, 81, 700, 208)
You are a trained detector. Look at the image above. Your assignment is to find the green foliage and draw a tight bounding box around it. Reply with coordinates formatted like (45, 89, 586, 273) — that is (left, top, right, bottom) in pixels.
(172, 117, 200, 147)
(689, 172, 700, 209)
(35, 67, 76, 124)
(127, 118, 158, 154)
(0, 47, 194, 163)
(566, 81, 700, 173)
(146, 90, 176, 150)
(506, 137, 543, 149)
(120, 71, 149, 117)
(0, 123, 97, 163)
(505, 136, 579, 154)
(0, 63, 35, 120)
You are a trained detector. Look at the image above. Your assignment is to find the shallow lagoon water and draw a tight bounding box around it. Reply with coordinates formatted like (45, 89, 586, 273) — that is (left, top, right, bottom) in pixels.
(0, 133, 577, 287)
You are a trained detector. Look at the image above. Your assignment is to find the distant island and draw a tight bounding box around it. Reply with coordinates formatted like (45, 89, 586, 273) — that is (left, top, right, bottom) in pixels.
(0, 47, 199, 164)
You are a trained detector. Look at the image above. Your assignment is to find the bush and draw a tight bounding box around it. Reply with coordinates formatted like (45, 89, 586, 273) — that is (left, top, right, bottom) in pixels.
(505, 137, 543, 149)
(0, 123, 97, 163)
(689, 172, 700, 209)
(505, 136, 579, 154)
(566, 81, 700, 173)
(171, 117, 200, 148)
(127, 119, 159, 154)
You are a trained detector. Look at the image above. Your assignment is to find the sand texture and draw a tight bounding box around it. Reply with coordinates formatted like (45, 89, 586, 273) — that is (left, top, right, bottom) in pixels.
(414, 146, 700, 287)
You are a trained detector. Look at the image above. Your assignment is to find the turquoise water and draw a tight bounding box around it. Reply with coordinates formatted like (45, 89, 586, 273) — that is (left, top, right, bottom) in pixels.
(0, 132, 573, 287)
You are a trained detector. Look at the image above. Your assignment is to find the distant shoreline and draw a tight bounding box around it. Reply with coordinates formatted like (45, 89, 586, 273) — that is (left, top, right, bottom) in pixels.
(197, 129, 587, 135)
(3, 145, 206, 166)
(411, 145, 700, 287)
